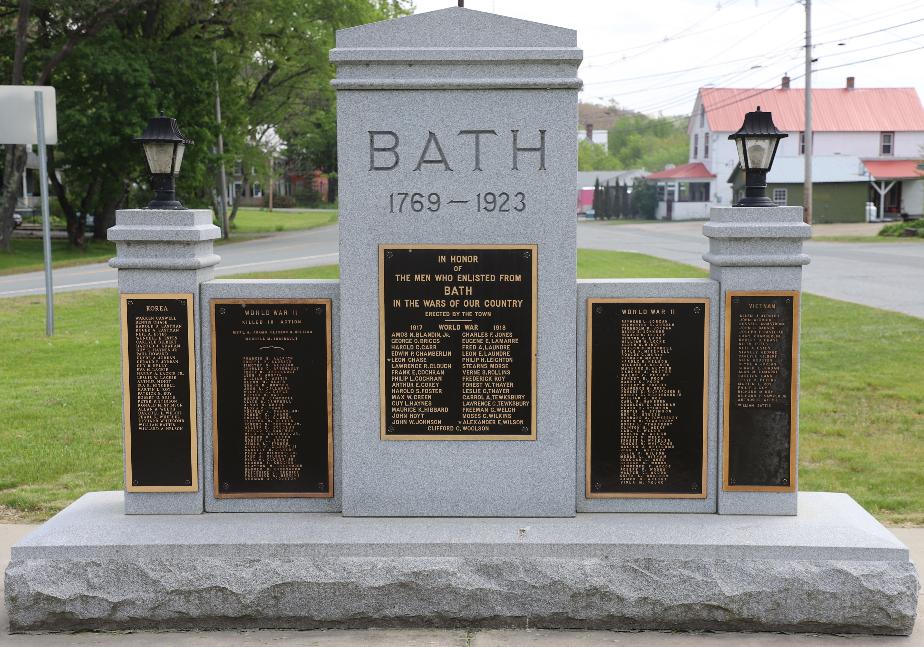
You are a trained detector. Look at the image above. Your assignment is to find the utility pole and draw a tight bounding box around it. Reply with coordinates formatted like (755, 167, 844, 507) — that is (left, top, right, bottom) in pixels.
(803, 0, 813, 225)
(213, 50, 230, 239)
(267, 155, 274, 212)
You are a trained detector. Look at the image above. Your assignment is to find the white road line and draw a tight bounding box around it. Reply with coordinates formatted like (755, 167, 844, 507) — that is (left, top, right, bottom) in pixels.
(217, 253, 338, 271)
(0, 278, 118, 296)
(0, 253, 341, 297)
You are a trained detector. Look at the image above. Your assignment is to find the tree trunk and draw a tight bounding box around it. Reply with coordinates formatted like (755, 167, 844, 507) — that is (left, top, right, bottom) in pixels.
(94, 192, 121, 241)
(0, 0, 33, 252)
(0, 145, 28, 252)
(229, 182, 241, 226)
(47, 146, 84, 248)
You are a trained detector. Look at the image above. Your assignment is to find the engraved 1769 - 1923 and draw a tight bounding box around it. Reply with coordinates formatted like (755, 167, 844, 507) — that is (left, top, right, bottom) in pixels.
(370, 129, 547, 215)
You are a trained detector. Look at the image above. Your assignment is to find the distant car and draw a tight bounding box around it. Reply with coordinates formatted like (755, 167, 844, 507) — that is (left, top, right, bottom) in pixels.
(12, 213, 22, 228)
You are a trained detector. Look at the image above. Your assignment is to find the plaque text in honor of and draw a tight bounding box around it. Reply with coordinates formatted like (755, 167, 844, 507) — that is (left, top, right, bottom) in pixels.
(380, 245, 537, 440)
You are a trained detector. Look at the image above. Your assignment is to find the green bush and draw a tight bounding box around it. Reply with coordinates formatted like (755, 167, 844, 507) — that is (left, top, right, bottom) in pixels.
(878, 219, 924, 237)
(270, 195, 297, 208)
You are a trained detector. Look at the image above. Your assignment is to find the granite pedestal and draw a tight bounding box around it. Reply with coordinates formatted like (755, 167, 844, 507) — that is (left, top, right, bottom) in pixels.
(108, 208, 221, 514)
(703, 206, 811, 516)
(5, 491, 918, 634)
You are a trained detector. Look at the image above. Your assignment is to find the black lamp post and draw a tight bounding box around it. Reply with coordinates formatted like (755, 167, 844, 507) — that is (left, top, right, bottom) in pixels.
(134, 113, 193, 209)
(728, 106, 787, 207)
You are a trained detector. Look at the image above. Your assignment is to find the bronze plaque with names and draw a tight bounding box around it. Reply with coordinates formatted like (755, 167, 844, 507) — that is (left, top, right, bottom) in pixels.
(586, 299, 709, 498)
(211, 299, 333, 498)
(380, 244, 537, 440)
(723, 291, 798, 492)
(120, 293, 198, 492)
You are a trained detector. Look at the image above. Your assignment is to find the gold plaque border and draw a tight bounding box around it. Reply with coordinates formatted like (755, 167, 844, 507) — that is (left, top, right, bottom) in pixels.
(378, 244, 539, 441)
(210, 298, 335, 499)
(722, 290, 799, 493)
(121, 293, 198, 493)
(585, 298, 710, 499)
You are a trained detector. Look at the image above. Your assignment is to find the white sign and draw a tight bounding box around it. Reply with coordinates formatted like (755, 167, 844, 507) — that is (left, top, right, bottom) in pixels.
(0, 85, 58, 145)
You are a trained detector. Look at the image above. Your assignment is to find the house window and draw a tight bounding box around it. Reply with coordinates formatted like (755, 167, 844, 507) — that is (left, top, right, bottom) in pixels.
(233, 159, 243, 175)
(772, 188, 787, 205)
(699, 108, 705, 128)
(693, 134, 699, 159)
(880, 131, 894, 156)
(704, 134, 709, 159)
(677, 182, 710, 202)
(799, 132, 805, 155)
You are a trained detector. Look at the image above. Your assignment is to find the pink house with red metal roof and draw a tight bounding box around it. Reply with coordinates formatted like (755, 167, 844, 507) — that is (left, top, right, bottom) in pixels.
(653, 77, 924, 221)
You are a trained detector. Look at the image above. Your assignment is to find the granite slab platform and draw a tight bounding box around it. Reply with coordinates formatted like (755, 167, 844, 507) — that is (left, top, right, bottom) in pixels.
(5, 491, 918, 634)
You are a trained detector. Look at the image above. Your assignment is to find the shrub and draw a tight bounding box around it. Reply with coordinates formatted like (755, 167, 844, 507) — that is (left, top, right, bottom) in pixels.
(879, 219, 924, 237)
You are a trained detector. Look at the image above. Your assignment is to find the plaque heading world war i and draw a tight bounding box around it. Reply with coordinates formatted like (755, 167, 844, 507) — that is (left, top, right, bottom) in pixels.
(586, 299, 708, 498)
(724, 290, 798, 491)
(120, 293, 197, 492)
(211, 299, 333, 498)
(380, 245, 537, 440)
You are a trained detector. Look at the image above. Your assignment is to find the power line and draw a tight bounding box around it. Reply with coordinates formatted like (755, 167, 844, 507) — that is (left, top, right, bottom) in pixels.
(583, 0, 795, 63)
(814, 32, 924, 60)
(813, 17, 924, 47)
(583, 49, 799, 86)
(814, 42, 924, 71)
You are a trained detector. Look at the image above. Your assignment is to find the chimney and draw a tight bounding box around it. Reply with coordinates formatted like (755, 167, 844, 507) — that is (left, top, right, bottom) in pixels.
(781, 75, 790, 89)
(585, 123, 594, 142)
(846, 76, 855, 89)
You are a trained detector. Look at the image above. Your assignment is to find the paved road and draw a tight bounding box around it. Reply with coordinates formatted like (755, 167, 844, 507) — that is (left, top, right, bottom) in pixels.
(578, 220, 924, 319)
(0, 225, 340, 298)
(1, 522, 921, 645)
(2, 221, 923, 320)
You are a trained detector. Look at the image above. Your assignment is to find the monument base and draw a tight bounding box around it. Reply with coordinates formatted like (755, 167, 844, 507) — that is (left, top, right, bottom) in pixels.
(5, 491, 918, 635)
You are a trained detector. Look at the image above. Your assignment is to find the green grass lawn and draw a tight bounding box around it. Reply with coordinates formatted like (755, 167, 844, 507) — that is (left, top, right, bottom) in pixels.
(0, 250, 921, 524)
(812, 235, 924, 243)
(0, 238, 116, 276)
(230, 207, 338, 233)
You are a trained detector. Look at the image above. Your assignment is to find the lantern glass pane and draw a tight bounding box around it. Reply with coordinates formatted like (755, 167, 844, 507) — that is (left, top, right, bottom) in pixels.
(172, 143, 185, 175)
(143, 142, 176, 174)
(735, 139, 747, 169)
(745, 137, 776, 170)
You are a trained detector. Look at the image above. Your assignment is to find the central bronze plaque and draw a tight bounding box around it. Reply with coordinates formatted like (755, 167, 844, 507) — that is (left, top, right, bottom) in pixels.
(380, 244, 537, 440)
(586, 299, 708, 498)
(211, 299, 333, 498)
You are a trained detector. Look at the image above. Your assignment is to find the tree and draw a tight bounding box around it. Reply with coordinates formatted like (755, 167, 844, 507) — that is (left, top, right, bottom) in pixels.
(0, 0, 411, 249)
(630, 179, 658, 220)
(577, 139, 619, 172)
(0, 0, 31, 253)
(607, 114, 689, 172)
(0, 0, 147, 251)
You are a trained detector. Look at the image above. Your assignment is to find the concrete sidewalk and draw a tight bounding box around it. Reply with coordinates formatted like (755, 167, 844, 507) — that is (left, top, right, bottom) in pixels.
(2, 523, 921, 646)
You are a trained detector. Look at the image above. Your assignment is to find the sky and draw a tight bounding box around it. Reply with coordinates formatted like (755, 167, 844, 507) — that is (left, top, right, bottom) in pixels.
(413, 0, 924, 117)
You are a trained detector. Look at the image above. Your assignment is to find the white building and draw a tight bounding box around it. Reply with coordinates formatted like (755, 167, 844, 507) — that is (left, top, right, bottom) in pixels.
(650, 77, 924, 221)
